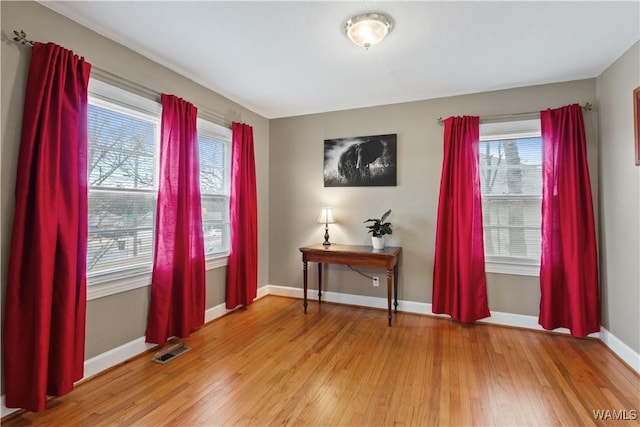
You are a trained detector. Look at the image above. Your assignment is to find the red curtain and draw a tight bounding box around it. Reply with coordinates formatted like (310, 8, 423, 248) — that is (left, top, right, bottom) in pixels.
(145, 94, 205, 344)
(226, 122, 258, 309)
(432, 116, 490, 323)
(539, 104, 599, 337)
(3, 43, 91, 412)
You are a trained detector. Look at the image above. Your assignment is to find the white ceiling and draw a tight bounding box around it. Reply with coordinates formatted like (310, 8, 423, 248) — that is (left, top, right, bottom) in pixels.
(41, 1, 640, 119)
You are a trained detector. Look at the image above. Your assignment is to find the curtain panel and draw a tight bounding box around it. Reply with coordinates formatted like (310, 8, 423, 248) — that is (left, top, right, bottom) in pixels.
(539, 104, 599, 337)
(432, 116, 490, 323)
(226, 122, 258, 309)
(3, 42, 91, 412)
(145, 94, 205, 344)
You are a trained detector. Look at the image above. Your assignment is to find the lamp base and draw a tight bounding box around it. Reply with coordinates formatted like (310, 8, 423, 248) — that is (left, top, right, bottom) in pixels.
(323, 226, 331, 245)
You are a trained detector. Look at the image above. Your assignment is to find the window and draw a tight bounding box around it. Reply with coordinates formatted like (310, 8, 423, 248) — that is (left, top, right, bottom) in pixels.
(198, 118, 231, 262)
(479, 119, 542, 276)
(87, 80, 160, 294)
(86, 79, 231, 299)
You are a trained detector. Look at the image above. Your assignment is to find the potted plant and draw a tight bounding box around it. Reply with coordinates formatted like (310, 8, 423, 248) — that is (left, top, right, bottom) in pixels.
(364, 209, 392, 249)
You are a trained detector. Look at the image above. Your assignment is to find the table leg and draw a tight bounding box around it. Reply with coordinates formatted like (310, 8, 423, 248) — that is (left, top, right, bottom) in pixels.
(303, 260, 308, 314)
(394, 264, 399, 312)
(387, 268, 393, 326)
(318, 262, 323, 304)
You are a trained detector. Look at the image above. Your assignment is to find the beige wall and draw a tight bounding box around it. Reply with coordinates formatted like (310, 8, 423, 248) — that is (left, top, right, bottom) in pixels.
(1, 0, 270, 386)
(596, 41, 640, 353)
(269, 79, 598, 317)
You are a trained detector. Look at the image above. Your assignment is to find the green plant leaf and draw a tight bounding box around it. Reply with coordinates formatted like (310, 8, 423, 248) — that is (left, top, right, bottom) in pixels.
(363, 209, 392, 237)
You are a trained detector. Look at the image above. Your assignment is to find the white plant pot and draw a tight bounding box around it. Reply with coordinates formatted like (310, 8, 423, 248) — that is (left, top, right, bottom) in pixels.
(372, 236, 385, 250)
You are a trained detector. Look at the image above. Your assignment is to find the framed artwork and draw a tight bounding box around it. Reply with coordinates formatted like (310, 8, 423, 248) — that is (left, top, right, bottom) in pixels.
(323, 134, 397, 187)
(635, 86, 640, 166)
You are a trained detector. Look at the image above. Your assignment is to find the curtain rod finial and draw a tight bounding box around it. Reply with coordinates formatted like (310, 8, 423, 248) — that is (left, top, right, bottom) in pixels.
(13, 29, 34, 46)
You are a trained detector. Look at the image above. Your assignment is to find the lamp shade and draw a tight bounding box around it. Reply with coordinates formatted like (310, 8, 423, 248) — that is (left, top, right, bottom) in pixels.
(317, 207, 335, 224)
(344, 13, 393, 49)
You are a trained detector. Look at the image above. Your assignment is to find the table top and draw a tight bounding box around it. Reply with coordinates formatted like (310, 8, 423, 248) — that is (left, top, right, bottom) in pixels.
(299, 243, 402, 258)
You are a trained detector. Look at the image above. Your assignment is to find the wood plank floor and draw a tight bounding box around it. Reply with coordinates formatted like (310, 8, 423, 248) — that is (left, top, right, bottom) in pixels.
(3, 296, 639, 426)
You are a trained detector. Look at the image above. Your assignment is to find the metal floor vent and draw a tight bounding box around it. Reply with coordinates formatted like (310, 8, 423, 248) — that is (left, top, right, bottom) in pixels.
(152, 342, 191, 364)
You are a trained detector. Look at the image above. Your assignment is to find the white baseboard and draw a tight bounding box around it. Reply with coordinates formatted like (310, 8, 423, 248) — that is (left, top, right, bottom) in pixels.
(1, 397, 18, 418)
(256, 285, 269, 300)
(84, 337, 158, 380)
(204, 285, 269, 322)
(600, 327, 640, 374)
(479, 311, 600, 339)
(204, 301, 238, 323)
(3, 285, 637, 417)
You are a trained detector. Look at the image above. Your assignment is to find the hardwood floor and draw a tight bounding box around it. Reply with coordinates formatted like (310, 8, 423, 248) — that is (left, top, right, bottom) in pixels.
(3, 296, 639, 426)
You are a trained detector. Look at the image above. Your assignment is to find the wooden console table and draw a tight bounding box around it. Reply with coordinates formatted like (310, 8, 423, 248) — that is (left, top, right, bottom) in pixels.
(299, 243, 402, 326)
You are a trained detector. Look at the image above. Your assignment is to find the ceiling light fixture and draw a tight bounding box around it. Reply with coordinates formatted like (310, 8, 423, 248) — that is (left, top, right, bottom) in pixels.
(344, 12, 393, 49)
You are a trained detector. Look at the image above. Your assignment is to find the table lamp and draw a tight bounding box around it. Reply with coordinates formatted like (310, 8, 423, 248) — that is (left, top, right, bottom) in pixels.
(317, 207, 335, 246)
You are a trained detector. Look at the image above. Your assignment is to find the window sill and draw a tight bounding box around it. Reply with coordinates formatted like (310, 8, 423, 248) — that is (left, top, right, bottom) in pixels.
(206, 255, 229, 270)
(87, 269, 152, 300)
(485, 260, 539, 277)
(87, 255, 229, 300)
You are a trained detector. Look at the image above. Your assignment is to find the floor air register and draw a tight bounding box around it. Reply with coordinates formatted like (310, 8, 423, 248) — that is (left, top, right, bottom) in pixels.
(152, 341, 191, 364)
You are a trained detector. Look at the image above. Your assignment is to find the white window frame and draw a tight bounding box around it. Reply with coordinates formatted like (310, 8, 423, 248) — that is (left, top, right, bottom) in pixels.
(87, 79, 161, 300)
(197, 117, 232, 270)
(479, 119, 542, 277)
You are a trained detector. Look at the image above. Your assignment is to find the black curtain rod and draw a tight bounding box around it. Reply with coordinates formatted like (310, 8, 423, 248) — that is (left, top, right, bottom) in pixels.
(12, 29, 233, 129)
(437, 105, 593, 126)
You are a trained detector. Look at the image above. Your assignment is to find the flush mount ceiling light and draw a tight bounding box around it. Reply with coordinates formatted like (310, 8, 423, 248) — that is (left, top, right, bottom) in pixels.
(344, 12, 393, 49)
